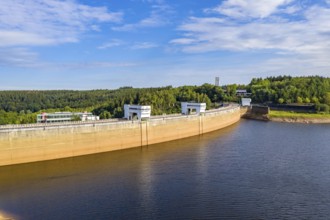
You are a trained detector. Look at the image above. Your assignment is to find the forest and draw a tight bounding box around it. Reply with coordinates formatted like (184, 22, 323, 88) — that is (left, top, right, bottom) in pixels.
(0, 76, 329, 125)
(249, 76, 330, 112)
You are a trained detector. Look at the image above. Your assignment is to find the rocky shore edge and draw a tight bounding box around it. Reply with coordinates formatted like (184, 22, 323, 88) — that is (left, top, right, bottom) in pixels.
(269, 117, 330, 124)
(241, 113, 269, 121)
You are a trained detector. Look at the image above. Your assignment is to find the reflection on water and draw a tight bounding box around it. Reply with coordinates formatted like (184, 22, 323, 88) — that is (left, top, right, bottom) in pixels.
(1, 120, 330, 219)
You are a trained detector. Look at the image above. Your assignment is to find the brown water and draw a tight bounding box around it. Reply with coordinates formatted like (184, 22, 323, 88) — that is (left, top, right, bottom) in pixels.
(0, 120, 330, 219)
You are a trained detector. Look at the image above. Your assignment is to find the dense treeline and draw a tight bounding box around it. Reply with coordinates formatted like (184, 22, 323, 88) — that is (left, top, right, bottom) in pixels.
(0, 84, 233, 125)
(248, 76, 330, 112)
(1, 75, 329, 125)
(0, 90, 114, 112)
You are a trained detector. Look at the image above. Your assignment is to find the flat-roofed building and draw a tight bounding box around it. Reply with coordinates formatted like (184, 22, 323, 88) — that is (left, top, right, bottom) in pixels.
(37, 112, 99, 123)
(236, 89, 252, 97)
(241, 98, 252, 106)
(124, 105, 151, 120)
(181, 102, 206, 115)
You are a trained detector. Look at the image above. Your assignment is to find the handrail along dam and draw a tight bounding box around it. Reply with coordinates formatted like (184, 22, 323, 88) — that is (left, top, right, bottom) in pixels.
(0, 104, 241, 166)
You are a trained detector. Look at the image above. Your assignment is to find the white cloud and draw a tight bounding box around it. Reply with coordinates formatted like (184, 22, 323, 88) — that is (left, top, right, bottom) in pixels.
(112, 2, 172, 31)
(169, 1, 330, 80)
(98, 40, 158, 50)
(58, 61, 138, 69)
(206, 0, 294, 19)
(171, 4, 330, 57)
(0, 48, 41, 67)
(170, 38, 198, 45)
(98, 39, 125, 49)
(0, 0, 122, 47)
(131, 42, 158, 49)
(0, 31, 57, 47)
(0, 47, 139, 70)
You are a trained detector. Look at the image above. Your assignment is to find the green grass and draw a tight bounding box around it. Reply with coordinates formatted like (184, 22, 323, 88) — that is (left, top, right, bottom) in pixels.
(269, 110, 330, 119)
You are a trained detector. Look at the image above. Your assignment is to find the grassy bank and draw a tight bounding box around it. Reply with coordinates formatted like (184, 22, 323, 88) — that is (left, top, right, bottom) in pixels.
(269, 110, 330, 123)
(269, 110, 330, 118)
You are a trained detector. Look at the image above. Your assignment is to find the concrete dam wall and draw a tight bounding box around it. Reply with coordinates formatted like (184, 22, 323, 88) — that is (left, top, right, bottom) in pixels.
(0, 105, 241, 166)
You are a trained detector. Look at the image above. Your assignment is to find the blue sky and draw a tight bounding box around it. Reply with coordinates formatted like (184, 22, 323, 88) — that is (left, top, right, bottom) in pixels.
(1, 0, 330, 90)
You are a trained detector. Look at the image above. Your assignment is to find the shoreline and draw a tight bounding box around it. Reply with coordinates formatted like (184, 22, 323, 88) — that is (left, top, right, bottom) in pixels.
(269, 116, 330, 124)
(241, 113, 269, 121)
(268, 110, 330, 124)
(243, 112, 330, 124)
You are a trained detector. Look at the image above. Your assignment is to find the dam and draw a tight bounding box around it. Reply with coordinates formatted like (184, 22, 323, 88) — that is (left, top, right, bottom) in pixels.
(0, 104, 241, 166)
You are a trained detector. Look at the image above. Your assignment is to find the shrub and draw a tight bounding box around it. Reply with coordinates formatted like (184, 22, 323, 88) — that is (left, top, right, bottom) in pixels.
(315, 104, 329, 113)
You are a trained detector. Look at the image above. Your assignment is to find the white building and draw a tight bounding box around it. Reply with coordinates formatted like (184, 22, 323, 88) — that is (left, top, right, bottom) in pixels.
(241, 98, 252, 106)
(37, 112, 99, 123)
(181, 102, 206, 115)
(124, 104, 151, 120)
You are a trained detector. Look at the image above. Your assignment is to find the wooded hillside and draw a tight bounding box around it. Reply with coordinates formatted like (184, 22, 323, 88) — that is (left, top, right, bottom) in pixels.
(0, 84, 233, 124)
(1, 76, 329, 125)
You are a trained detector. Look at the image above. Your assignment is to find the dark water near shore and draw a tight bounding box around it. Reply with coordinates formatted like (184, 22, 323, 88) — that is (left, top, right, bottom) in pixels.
(1, 120, 330, 219)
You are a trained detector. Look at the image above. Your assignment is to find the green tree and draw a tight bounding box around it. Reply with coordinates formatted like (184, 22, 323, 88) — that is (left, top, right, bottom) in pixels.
(316, 104, 329, 113)
(226, 84, 237, 97)
(297, 96, 303, 104)
(63, 106, 72, 112)
(324, 92, 330, 105)
(311, 96, 319, 104)
(100, 110, 111, 119)
(71, 114, 81, 121)
(113, 107, 123, 118)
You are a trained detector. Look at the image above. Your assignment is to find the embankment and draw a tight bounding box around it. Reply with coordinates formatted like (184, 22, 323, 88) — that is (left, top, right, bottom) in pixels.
(269, 116, 330, 124)
(267, 110, 330, 123)
(0, 105, 240, 166)
(241, 105, 270, 121)
(242, 107, 330, 123)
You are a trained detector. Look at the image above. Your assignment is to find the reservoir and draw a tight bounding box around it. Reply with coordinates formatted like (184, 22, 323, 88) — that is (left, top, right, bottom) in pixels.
(0, 120, 330, 219)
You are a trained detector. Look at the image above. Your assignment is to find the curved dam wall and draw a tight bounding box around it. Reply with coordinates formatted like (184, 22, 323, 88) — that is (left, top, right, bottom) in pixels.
(0, 105, 241, 166)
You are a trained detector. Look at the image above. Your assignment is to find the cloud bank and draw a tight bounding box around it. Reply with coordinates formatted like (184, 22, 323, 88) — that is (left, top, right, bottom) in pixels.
(0, 0, 122, 47)
(171, 0, 330, 58)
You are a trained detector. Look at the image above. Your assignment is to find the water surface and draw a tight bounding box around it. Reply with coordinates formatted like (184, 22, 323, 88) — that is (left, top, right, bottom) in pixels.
(1, 120, 330, 219)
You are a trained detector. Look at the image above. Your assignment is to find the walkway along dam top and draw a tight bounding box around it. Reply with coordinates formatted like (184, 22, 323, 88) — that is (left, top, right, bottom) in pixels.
(0, 104, 241, 167)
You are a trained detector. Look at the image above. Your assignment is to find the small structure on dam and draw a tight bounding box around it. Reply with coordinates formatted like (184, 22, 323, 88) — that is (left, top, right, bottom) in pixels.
(37, 112, 99, 123)
(124, 104, 151, 120)
(181, 102, 206, 115)
(241, 98, 251, 106)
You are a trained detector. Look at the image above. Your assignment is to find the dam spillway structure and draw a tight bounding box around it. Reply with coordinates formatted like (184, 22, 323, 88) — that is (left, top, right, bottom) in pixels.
(124, 104, 151, 121)
(181, 102, 206, 115)
(0, 103, 241, 167)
